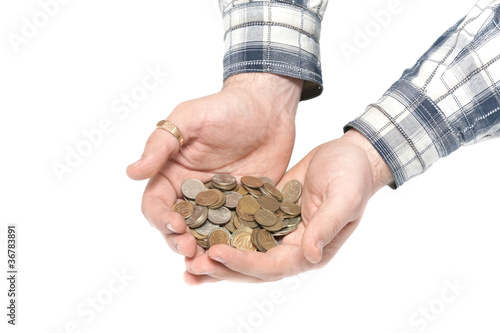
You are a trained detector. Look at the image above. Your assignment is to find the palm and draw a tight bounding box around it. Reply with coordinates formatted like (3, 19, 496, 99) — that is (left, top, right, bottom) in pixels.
(184, 137, 378, 284)
(160, 88, 296, 195)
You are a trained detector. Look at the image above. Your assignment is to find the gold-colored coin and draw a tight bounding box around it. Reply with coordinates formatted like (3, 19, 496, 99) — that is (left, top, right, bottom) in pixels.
(207, 189, 226, 209)
(196, 238, 209, 249)
(237, 196, 260, 215)
(241, 176, 264, 189)
(208, 228, 231, 247)
(244, 185, 263, 198)
(263, 218, 285, 232)
(254, 209, 278, 227)
(261, 183, 283, 201)
(257, 229, 277, 252)
(190, 228, 206, 240)
(233, 215, 243, 229)
(195, 190, 219, 206)
(236, 185, 248, 196)
(280, 202, 301, 217)
(172, 201, 194, 218)
(257, 195, 280, 212)
(231, 231, 257, 251)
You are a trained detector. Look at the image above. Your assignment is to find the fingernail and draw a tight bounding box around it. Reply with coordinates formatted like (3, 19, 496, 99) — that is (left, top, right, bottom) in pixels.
(210, 256, 225, 264)
(132, 157, 143, 167)
(175, 243, 180, 253)
(316, 240, 324, 256)
(165, 223, 176, 233)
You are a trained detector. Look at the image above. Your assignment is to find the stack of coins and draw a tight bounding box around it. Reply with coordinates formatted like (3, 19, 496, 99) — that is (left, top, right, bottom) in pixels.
(173, 174, 303, 252)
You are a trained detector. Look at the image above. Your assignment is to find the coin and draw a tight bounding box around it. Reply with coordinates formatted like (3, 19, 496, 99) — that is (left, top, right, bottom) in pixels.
(263, 218, 285, 232)
(256, 229, 277, 252)
(284, 216, 302, 227)
(241, 176, 264, 189)
(172, 201, 194, 219)
(238, 196, 260, 215)
(185, 205, 208, 228)
(254, 209, 278, 227)
(195, 220, 218, 236)
(259, 177, 274, 186)
(208, 189, 226, 209)
(224, 218, 236, 233)
(260, 183, 283, 201)
(195, 190, 219, 206)
(212, 174, 237, 191)
(190, 228, 207, 240)
(197, 238, 209, 249)
(178, 174, 304, 252)
(272, 225, 298, 237)
(231, 230, 257, 251)
(280, 202, 301, 217)
(181, 179, 206, 200)
(236, 185, 248, 196)
(208, 228, 231, 246)
(208, 206, 232, 225)
(281, 180, 302, 203)
(224, 191, 243, 209)
(245, 185, 263, 198)
(257, 195, 280, 212)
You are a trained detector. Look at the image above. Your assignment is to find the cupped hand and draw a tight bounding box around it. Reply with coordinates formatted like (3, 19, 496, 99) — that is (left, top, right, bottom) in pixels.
(126, 73, 303, 259)
(184, 129, 394, 284)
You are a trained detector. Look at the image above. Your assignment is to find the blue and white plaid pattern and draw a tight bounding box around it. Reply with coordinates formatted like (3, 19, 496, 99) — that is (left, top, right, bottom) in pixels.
(219, 0, 329, 100)
(346, 0, 500, 188)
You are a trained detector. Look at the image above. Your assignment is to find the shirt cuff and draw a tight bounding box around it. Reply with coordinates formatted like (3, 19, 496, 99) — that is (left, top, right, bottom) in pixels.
(344, 80, 461, 189)
(221, 1, 325, 101)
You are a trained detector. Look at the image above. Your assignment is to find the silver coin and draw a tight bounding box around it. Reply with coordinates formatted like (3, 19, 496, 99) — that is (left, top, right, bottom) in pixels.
(212, 174, 237, 187)
(195, 220, 218, 236)
(208, 206, 232, 225)
(280, 180, 302, 203)
(284, 216, 302, 227)
(181, 179, 207, 200)
(224, 191, 243, 209)
(259, 177, 274, 186)
(272, 225, 298, 237)
(185, 206, 208, 228)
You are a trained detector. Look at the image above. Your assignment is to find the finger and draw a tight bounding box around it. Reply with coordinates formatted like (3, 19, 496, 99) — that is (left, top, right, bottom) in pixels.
(141, 174, 186, 234)
(301, 192, 354, 264)
(186, 251, 265, 283)
(207, 244, 310, 281)
(162, 230, 198, 258)
(183, 271, 221, 285)
(127, 120, 186, 180)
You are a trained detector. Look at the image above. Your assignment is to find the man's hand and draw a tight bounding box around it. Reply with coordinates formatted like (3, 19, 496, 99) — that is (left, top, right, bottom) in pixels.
(184, 130, 394, 284)
(126, 73, 303, 259)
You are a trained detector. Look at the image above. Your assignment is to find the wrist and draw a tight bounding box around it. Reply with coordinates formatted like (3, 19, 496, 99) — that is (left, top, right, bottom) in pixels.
(342, 129, 394, 193)
(223, 73, 303, 117)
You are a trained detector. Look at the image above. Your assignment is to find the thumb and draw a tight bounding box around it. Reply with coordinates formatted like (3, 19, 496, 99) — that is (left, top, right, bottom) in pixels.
(126, 120, 186, 180)
(301, 193, 354, 264)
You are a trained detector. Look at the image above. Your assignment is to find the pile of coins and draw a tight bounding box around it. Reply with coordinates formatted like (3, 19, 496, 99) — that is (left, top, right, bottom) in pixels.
(172, 174, 303, 252)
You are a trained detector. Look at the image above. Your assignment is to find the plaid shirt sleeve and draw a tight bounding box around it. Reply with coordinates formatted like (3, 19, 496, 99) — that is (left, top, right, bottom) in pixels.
(345, 0, 500, 188)
(219, 0, 329, 101)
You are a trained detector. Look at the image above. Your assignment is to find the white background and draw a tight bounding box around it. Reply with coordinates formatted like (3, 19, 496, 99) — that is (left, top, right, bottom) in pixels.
(1, 0, 499, 332)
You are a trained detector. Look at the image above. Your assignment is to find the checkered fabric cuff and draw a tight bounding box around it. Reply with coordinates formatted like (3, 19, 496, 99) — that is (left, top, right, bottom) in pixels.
(221, 1, 328, 101)
(346, 0, 500, 188)
(345, 80, 461, 189)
